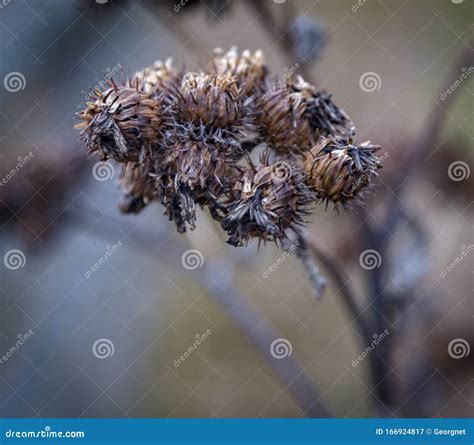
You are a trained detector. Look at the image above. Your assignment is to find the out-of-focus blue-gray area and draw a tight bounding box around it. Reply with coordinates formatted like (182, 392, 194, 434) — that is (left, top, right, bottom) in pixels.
(0, 0, 472, 418)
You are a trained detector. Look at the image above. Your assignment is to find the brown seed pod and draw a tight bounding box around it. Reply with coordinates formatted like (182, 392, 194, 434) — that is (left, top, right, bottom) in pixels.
(162, 137, 236, 196)
(209, 47, 268, 96)
(222, 151, 316, 246)
(258, 85, 314, 154)
(289, 76, 354, 139)
(304, 137, 382, 208)
(133, 58, 181, 103)
(76, 80, 163, 162)
(179, 72, 243, 128)
(118, 158, 158, 214)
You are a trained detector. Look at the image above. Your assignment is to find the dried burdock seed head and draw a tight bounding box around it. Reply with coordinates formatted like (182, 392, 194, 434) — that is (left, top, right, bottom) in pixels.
(290, 76, 355, 139)
(133, 58, 181, 103)
(179, 72, 242, 128)
(304, 137, 382, 208)
(210, 47, 268, 96)
(157, 176, 197, 234)
(119, 158, 158, 214)
(77, 81, 163, 162)
(222, 151, 316, 247)
(258, 85, 314, 154)
(162, 138, 236, 197)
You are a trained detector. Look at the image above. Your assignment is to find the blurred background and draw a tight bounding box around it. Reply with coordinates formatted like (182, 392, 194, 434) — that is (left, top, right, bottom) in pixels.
(0, 0, 472, 418)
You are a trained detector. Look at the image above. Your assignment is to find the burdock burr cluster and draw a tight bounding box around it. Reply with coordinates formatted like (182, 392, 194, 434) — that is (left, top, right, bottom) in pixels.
(77, 47, 383, 247)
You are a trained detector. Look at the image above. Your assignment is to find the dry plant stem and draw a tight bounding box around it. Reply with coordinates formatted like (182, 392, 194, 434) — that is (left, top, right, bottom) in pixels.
(303, 230, 394, 415)
(252, 0, 312, 80)
(71, 206, 331, 418)
(292, 233, 326, 298)
(356, 43, 474, 411)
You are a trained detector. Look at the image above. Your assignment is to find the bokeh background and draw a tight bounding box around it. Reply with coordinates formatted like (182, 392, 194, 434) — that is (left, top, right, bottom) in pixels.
(0, 0, 472, 418)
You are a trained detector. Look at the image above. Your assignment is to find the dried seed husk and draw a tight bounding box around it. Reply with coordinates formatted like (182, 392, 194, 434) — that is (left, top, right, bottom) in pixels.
(77, 80, 163, 162)
(209, 47, 268, 96)
(222, 151, 316, 246)
(119, 158, 158, 214)
(304, 137, 382, 208)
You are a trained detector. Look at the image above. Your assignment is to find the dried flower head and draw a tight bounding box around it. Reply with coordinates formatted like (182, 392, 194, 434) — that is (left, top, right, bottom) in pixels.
(119, 158, 158, 214)
(304, 137, 382, 208)
(77, 80, 163, 162)
(210, 47, 268, 96)
(290, 76, 354, 139)
(133, 58, 181, 103)
(222, 152, 315, 246)
(258, 85, 314, 154)
(76, 47, 383, 247)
